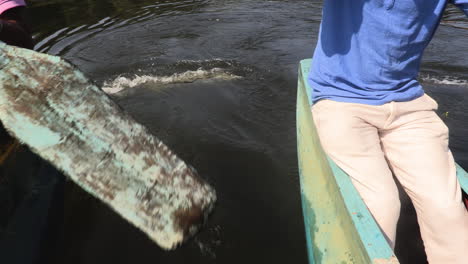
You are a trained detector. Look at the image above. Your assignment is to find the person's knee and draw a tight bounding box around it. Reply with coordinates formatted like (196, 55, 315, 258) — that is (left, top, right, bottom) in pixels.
(363, 190, 401, 216)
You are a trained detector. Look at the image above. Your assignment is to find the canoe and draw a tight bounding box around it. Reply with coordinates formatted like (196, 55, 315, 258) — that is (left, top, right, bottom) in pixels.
(296, 59, 468, 264)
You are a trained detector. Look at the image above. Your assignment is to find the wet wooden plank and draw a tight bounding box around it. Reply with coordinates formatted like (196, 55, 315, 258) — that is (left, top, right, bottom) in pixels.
(0, 43, 216, 250)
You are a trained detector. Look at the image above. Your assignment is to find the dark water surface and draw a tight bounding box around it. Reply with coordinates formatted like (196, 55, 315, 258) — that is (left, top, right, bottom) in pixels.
(25, 1, 468, 263)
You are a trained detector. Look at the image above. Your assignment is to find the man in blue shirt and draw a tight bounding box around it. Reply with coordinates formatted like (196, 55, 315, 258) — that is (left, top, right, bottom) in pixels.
(309, 1, 468, 263)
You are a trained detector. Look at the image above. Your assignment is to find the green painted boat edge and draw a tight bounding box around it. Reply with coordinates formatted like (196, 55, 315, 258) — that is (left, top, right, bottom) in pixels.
(298, 59, 396, 263)
(297, 58, 468, 264)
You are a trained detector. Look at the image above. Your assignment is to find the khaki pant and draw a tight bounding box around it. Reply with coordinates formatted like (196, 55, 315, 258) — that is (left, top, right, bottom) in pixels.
(312, 94, 468, 264)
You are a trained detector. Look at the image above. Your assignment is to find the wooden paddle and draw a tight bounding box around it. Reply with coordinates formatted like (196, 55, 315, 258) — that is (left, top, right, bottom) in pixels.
(0, 43, 216, 250)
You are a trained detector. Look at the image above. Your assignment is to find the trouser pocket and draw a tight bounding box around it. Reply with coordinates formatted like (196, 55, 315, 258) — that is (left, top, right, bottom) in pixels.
(422, 94, 439, 110)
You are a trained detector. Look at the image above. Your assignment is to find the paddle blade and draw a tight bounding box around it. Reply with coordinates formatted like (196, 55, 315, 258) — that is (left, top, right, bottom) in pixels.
(0, 43, 216, 250)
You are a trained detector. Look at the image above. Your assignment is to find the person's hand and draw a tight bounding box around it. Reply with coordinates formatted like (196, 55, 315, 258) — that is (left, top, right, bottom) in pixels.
(0, 7, 33, 49)
(0, 18, 33, 49)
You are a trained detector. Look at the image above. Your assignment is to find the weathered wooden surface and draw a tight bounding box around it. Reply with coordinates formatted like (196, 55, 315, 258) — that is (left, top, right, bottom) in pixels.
(0, 43, 216, 250)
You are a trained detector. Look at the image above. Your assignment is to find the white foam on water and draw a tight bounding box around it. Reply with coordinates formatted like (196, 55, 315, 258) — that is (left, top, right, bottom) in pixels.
(102, 68, 242, 94)
(420, 75, 468, 87)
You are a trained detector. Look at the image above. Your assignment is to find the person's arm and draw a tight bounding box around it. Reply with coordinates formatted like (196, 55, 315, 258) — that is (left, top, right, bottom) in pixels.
(451, 0, 468, 17)
(0, 2, 33, 49)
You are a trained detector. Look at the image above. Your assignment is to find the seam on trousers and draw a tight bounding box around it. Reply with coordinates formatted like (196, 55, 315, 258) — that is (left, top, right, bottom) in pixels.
(383, 101, 395, 129)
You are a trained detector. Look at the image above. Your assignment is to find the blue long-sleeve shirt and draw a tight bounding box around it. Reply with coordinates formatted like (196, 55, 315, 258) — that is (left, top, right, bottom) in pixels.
(308, 0, 468, 105)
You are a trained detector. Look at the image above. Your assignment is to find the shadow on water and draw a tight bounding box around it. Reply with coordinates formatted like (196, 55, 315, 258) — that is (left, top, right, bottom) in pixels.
(48, 70, 306, 264)
(29, 0, 211, 53)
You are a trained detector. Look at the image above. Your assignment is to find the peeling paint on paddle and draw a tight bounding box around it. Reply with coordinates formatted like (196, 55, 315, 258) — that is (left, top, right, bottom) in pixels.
(0, 43, 216, 250)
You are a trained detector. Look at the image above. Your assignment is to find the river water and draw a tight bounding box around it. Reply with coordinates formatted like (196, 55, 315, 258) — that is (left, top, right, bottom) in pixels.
(26, 1, 468, 263)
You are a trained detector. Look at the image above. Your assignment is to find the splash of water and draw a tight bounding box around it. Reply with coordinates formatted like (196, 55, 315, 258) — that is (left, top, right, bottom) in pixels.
(420, 74, 468, 87)
(102, 67, 242, 94)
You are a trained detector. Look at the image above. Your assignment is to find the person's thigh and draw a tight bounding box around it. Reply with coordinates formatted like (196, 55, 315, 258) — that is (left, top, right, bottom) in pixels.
(380, 109, 456, 204)
(380, 95, 468, 263)
(312, 100, 400, 246)
(380, 95, 460, 205)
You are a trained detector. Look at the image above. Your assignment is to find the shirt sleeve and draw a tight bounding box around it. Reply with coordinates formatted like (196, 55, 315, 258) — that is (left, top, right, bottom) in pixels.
(0, 0, 26, 15)
(451, 0, 468, 17)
